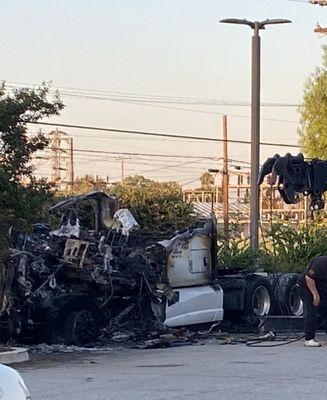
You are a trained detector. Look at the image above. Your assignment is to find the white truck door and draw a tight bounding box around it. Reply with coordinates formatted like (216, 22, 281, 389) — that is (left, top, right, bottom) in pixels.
(167, 235, 212, 288)
(164, 285, 224, 327)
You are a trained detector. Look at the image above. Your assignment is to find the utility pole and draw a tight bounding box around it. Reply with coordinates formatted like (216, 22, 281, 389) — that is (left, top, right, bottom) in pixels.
(220, 18, 291, 258)
(208, 115, 228, 240)
(222, 115, 229, 242)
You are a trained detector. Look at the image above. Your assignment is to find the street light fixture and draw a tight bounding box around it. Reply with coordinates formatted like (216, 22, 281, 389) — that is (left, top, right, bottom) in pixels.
(219, 18, 291, 258)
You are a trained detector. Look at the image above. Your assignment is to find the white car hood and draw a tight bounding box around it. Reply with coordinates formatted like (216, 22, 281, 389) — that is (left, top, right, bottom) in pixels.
(0, 364, 31, 399)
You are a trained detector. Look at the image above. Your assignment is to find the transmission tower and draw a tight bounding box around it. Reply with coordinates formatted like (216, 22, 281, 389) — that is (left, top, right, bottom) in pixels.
(48, 130, 74, 190)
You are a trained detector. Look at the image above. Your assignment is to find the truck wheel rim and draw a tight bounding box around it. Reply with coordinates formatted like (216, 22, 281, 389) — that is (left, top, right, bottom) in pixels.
(252, 286, 271, 315)
(289, 285, 303, 316)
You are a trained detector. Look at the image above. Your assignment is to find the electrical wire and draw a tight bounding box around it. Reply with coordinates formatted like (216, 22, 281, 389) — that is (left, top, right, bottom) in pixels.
(73, 148, 217, 160)
(5, 81, 300, 107)
(62, 91, 299, 108)
(31, 121, 300, 148)
(94, 100, 299, 124)
(246, 319, 327, 347)
(180, 178, 200, 186)
(4, 81, 300, 125)
(246, 333, 305, 347)
(286, 0, 327, 4)
(36, 150, 250, 168)
(286, 0, 309, 3)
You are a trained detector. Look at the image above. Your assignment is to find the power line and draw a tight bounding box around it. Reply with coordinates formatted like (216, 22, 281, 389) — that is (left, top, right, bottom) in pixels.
(61, 96, 299, 124)
(60, 91, 299, 108)
(5, 81, 299, 108)
(54, 132, 216, 143)
(34, 128, 300, 144)
(74, 160, 218, 170)
(32, 121, 299, 148)
(6, 81, 300, 125)
(287, 0, 309, 3)
(36, 151, 221, 163)
(73, 148, 217, 159)
(36, 152, 247, 171)
(91, 100, 299, 124)
(72, 153, 251, 167)
(125, 159, 206, 176)
(72, 158, 217, 170)
(287, 0, 327, 5)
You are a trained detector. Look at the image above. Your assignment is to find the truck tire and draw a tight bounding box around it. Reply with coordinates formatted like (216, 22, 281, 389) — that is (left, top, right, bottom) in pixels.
(277, 273, 303, 316)
(244, 276, 274, 318)
(46, 295, 102, 345)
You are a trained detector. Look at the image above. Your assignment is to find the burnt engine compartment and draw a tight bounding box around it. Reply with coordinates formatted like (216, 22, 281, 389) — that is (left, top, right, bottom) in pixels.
(0, 192, 207, 345)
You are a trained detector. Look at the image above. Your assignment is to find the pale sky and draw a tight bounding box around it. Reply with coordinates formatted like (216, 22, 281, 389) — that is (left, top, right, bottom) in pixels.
(2, 0, 326, 187)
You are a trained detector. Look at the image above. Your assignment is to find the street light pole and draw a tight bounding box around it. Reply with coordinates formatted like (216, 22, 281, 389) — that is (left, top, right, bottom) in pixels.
(251, 22, 261, 256)
(219, 18, 291, 257)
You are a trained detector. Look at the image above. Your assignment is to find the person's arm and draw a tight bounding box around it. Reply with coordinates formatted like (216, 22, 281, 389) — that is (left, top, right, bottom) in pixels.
(305, 275, 320, 307)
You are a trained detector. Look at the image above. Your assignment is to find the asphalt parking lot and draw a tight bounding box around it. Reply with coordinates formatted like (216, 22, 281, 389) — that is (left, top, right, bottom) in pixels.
(17, 334, 327, 400)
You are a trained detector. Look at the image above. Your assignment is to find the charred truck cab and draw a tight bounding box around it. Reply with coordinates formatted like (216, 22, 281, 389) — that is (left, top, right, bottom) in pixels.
(160, 220, 224, 327)
(0, 192, 280, 345)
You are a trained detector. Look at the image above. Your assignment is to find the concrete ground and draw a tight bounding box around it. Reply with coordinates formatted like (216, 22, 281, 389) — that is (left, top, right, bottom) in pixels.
(16, 334, 327, 400)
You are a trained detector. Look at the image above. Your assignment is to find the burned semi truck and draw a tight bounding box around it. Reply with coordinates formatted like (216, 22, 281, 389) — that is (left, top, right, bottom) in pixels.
(0, 191, 300, 345)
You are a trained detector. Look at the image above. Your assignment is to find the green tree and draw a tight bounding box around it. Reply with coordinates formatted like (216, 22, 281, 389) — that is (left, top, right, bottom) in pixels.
(109, 175, 195, 233)
(199, 172, 215, 190)
(299, 45, 327, 158)
(0, 83, 64, 259)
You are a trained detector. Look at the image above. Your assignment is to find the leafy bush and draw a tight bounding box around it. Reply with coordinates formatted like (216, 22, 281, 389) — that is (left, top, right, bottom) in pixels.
(217, 221, 327, 273)
(217, 237, 273, 271)
(262, 222, 327, 272)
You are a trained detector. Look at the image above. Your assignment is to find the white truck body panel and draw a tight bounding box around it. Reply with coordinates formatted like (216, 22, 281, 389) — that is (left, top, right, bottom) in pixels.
(164, 285, 224, 327)
(164, 234, 212, 288)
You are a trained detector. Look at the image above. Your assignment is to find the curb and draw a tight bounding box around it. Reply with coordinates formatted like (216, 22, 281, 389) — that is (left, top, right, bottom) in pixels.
(0, 347, 29, 365)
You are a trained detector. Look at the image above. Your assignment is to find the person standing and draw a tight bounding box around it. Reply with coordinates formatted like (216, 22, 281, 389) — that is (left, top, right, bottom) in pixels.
(297, 255, 327, 347)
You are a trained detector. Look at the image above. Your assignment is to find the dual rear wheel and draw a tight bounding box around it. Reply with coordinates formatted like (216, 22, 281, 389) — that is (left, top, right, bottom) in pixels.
(244, 273, 303, 318)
